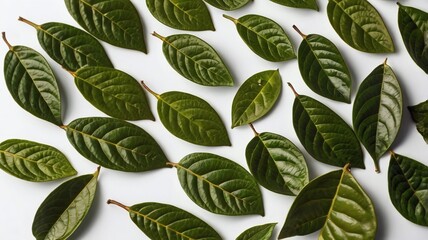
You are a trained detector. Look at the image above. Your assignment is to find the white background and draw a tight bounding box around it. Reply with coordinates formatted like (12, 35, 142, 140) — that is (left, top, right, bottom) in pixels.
(1, 0, 428, 239)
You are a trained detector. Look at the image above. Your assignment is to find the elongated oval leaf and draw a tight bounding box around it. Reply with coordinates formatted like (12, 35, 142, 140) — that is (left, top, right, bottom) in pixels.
(294, 26, 352, 103)
(389, 152, 428, 226)
(224, 14, 295, 62)
(32, 168, 99, 240)
(246, 131, 309, 195)
(290, 84, 364, 169)
(232, 70, 282, 128)
(65, 0, 147, 53)
(19, 17, 113, 72)
(153, 32, 233, 86)
(74, 66, 154, 120)
(176, 152, 264, 216)
(108, 200, 222, 239)
(279, 165, 377, 239)
(409, 100, 428, 144)
(236, 223, 277, 240)
(398, 3, 428, 74)
(353, 61, 402, 172)
(146, 0, 214, 31)
(65, 117, 169, 172)
(327, 0, 394, 53)
(0, 139, 76, 182)
(270, 0, 318, 11)
(203, 0, 251, 11)
(3, 37, 63, 126)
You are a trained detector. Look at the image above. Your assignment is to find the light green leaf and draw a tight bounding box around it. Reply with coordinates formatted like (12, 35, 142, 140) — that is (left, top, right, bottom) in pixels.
(408, 100, 428, 144)
(236, 223, 277, 240)
(270, 0, 318, 11)
(203, 0, 251, 11)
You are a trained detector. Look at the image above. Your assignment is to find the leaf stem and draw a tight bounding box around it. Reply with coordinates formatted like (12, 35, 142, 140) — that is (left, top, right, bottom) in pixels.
(60, 125, 67, 130)
(249, 123, 259, 136)
(2, 32, 12, 50)
(140, 81, 160, 99)
(292, 25, 307, 39)
(383, 58, 388, 66)
(223, 14, 237, 24)
(18, 16, 40, 29)
(287, 82, 299, 97)
(374, 162, 381, 173)
(344, 163, 351, 172)
(107, 199, 130, 211)
(152, 31, 165, 41)
(166, 162, 178, 168)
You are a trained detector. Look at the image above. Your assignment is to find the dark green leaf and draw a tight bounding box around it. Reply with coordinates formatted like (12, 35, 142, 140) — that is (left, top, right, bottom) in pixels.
(65, 117, 169, 172)
(176, 152, 264, 216)
(74, 66, 154, 120)
(108, 200, 222, 240)
(327, 0, 394, 53)
(279, 165, 377, 239)
(409, 100, 428, 143)
(203, 0, 251, 11)
(0, 139, 76, 182)
(270, 0, 318, 11)
(19, 17, 113, 72)
(146, 0, 214, 31)
(224, 14, 295, 62)
(290, 84, 364, 169)
(353, 61, 402, 172)
(3, 34, 62, 125)
(389, 152, 428, 226)
(32, 168, 99, 240)
(65, 0, 147, 53)
(153, 32, 233, 86)
(231, 70, 282, 128)
(246, 131, 309, 195)
(236, 223, 277, 240)
(294, 26, 352, 103)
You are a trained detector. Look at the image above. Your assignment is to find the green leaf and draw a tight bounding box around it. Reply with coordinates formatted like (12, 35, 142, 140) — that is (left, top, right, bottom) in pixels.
(236, 223, 277, 240)
(279, 165, 377, 239)
(203, 0, 251, 11)
(290, 84, 364, 169)
(389, 152, 428, 226)
(65, 0, 147, 53)
(153, 32, 233, 86)
(224, 14, 295, 62)
(398, 3, 428, 74)
(246, 131, 309, 195)
(32, 167, 99, 240)
(231, 70, 282, 128)
(327, 0, 394, 53)
(65, 117, 169, 172)
(146, 0, 214, 31)
(270, 0, 318, 11)
(409, 100, 428, 144)
(0, 139, 76, 182)
(19, 17, 113, 72)
(175, 152, 264, 216)
(108, 200, 222, 240)
(293, 26, 352, 103)
(74, 66, 154, 121)
(3, 33, 62, 125)
(353, 61, 402, 172)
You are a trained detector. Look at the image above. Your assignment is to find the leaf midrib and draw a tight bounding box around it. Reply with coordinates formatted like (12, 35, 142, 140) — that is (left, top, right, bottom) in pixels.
(168, 0, 200, 25)
(0, 149, 67, 174)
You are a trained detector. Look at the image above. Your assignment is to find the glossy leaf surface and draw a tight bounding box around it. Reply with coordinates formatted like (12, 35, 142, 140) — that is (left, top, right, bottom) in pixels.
(176, 152, 264, 216)
(0, 139, 76, 182)
(109, 200, 222, 240)
(409, 100, 428, 143)
(224, 14, 295, 62)
(65, 0, 147, 53)
(65, 117, 169, 172)
(398, 3, 428, 74)
(19, 17, 113, 72)
(231, 70, 282, 128)
(295, 28, 352, 103)
(389, 152, 428, 226)
(236, 223, 277, 240)
(32, 168, 99, 240)
(3, 38, 63, 125)
(246, 132, 309, 195)
(327, 0, 394, 53)
(155, 90, 230, 146)
(270, 0, 318, 11)
(203, 0, 251, 10)
(353, 62, 402, 172)
(292, 89, 364, 168)
(146, 0, 214, 31)
(155, 32, 233, 86)
(279, 165, 377, 239)
(74, 66, 154, 120)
